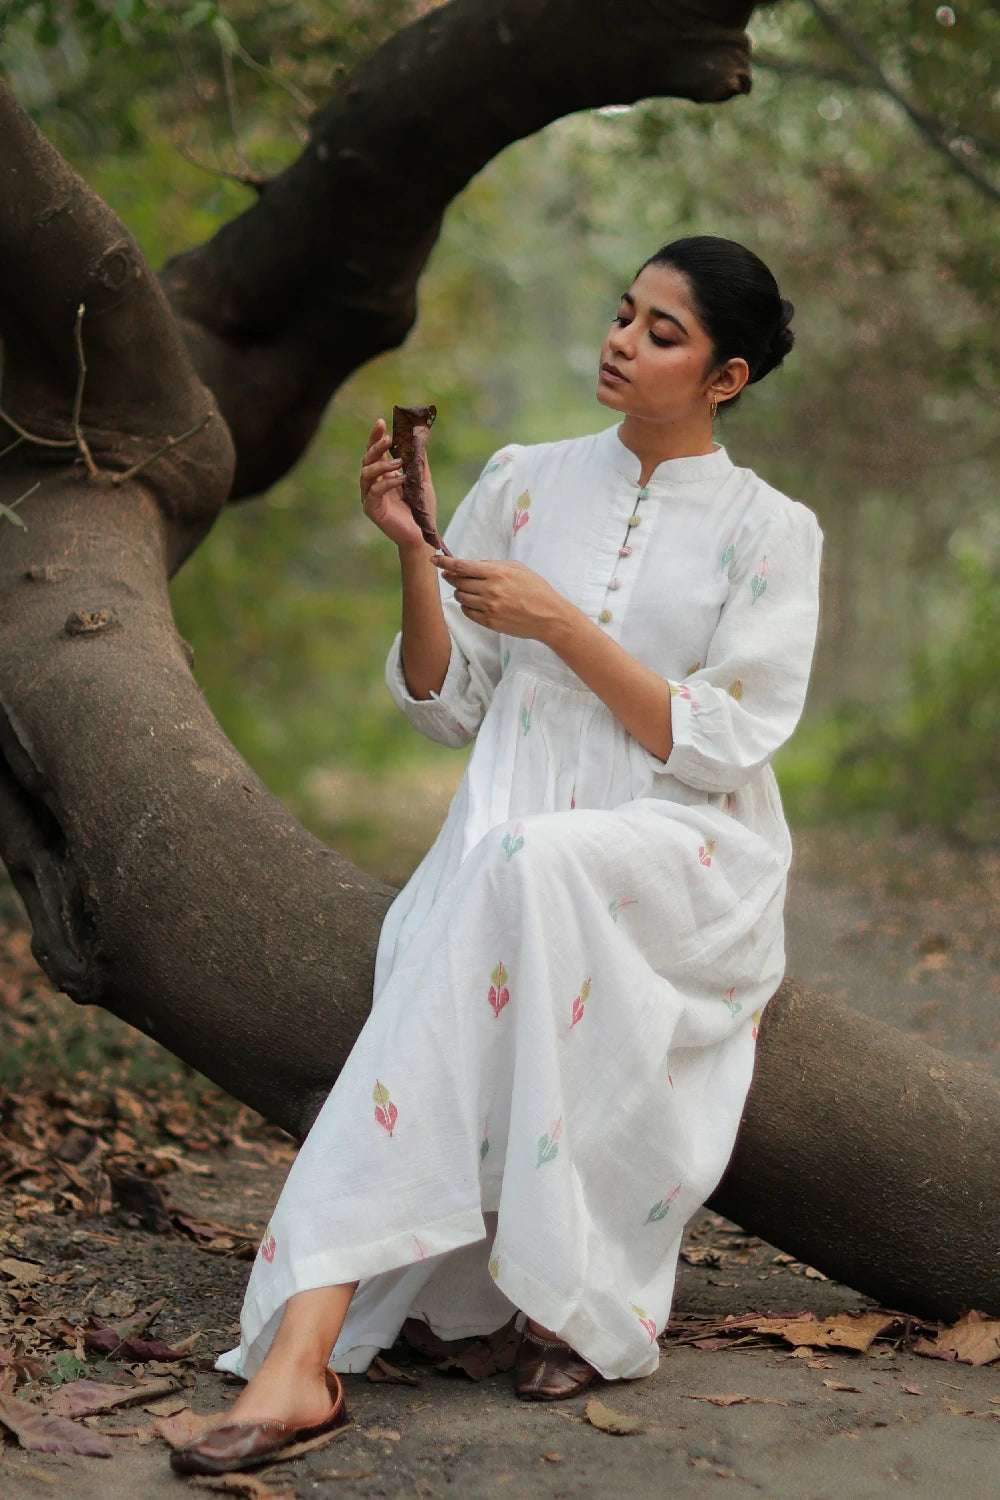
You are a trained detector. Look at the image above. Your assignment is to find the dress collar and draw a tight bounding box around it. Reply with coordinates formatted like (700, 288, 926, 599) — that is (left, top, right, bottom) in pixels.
(599, 424, 734, 487)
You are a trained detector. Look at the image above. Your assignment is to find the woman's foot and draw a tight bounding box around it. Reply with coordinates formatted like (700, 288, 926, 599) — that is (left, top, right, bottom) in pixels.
(170, 1368, 347, 1476)
(514, 1319, 597, 1401)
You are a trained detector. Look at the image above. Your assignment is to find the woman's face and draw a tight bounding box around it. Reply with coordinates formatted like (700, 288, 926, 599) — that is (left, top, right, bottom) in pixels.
(596, 264, 722, 425)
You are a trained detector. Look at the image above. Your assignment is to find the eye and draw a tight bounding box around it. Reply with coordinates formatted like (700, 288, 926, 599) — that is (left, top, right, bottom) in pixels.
(612, 313, 630, 328)
(649, 332, 674, 348)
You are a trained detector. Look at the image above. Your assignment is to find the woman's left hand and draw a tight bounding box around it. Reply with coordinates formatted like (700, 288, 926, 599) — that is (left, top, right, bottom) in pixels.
(433, 556, 571, 643)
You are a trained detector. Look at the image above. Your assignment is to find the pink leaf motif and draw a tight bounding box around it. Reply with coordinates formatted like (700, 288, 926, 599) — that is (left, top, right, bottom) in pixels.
(373, 1079, 398, 1136)
(260, 1224, 276, 1263)
(412, 1236, 429, 1260)
(488, 961, 510, 1017)
(752, 1008, 762, 1040)
(513, 490, 531, 532)
(549, 1117, 563, 1143)
(631, 1303, 658, 1342)
(723, 987, 743, 1017)
(569, 977, 591, 1029)
(698, 840, 715, 867)
(669, 682, 692, 700)
(608, 896, 637, 923)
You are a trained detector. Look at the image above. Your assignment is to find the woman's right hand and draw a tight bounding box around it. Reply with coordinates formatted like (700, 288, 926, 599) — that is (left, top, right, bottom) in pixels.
(360, 418, 435, 553)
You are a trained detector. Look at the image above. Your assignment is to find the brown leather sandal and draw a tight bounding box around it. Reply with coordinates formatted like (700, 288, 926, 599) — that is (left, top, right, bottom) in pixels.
(513, 1327, 597, 1401)
(169, 1370, 348, 1475)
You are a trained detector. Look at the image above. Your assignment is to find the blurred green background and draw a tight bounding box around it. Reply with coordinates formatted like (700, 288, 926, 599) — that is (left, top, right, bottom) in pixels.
(4, 0, 998, 884)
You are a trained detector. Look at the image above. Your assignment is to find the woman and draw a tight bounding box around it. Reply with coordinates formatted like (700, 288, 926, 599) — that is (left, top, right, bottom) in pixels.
(173, 235, 822, 1475)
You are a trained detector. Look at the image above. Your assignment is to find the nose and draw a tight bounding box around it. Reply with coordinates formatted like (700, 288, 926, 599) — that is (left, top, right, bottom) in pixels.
(606, 321, 634, 360)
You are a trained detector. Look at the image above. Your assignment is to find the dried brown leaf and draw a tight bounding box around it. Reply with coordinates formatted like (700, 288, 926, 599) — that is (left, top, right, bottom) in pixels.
(191, 1475, 297, 1499)
(154, 1406, 217, 1449)
(48, 1377, 175, 1418)
(366, 1355, 421, 1386)
(913, 1311, 1000, 1367)
(583, 1397, 642, 1434)
(0, 1391, 114, 1457)
(822, 1380, 861, 1393)
(746, 1311, 896, 1353)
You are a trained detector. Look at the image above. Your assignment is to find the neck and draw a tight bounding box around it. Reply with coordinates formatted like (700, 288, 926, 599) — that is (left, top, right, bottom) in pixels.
(617, 415, 716, 486)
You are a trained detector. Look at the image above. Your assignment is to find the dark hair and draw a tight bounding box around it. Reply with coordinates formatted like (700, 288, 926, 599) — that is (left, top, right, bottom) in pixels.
(638, 236, 794, 409)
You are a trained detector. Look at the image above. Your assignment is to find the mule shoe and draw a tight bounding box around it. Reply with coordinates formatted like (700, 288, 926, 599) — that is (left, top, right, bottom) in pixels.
(170, 1370, 348, 1475)
(514, 1327, 597, 1401)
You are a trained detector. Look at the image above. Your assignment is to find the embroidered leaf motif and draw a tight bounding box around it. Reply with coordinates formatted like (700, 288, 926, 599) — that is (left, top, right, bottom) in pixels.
(569, 977, 592, 1029)
(488, 961, 510, 1017)
(480, 1134, 490, 1162)
(412, 1236, 429, 1260)
(482, 451, 514, 477)
(698, 840, 715, 867)
(722, 792, 736, 814)
(728, 680, 744, 701)
(520, 688, 535, 735)
(489, 1254, 500, 1280)
(260, 1223, 276, 1262)
(751, 555, 770, 602)
(630, 1303, 658, 1342)
(685, 661, 702, 677)
(513, 490, 532, 533)
(502, 648, 510, 673)
(536, 1117, 563, 1167)
(373, 1079, 398, 1136)
(752, 1008, 762, 1039)
(669, 682, 692, 700)
(723, 987, 743, 1016)
(644, 1185, 682, 1225)
(502, 823, 525, 860)
(608, 896, 637, 923)
(721, 542, 735, 571)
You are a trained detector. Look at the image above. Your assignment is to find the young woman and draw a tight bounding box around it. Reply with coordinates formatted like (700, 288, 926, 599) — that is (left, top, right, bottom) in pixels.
(173, 235, 822, 1475)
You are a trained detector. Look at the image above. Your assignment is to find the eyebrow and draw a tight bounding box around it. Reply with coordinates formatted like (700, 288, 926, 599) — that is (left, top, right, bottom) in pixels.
(620, 290, 689, 337)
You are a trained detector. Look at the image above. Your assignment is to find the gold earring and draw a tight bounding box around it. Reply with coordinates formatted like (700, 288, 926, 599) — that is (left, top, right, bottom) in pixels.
(709, 396, 718, 421)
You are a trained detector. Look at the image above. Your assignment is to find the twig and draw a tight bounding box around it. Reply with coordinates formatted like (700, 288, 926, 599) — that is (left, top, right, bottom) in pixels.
(110, 413, 213, 487)
(806, 0, 1000, 205)
(72, 304, 98, 479)
(0, 480, 40, 530)
(0, 404, 76, 449)
(0, 436, 26, 461)
(172, 134, 269, 191)
(221, 43, 253, 181)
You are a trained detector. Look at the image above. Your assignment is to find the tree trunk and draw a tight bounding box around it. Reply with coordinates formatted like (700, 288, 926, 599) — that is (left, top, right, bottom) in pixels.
(1, 2, 998, 1325)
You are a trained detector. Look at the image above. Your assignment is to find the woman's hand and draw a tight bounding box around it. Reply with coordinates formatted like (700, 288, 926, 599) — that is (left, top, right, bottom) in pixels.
(360, 418, 438, 554)
(433, 556, 573, 643)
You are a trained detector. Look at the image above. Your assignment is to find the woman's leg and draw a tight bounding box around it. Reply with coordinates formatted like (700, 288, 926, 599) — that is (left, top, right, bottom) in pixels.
(221, 1282, 358, 1429)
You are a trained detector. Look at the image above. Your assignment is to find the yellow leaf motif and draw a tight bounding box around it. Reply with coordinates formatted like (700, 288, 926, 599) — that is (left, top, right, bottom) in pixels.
(728, 680, 744, 700)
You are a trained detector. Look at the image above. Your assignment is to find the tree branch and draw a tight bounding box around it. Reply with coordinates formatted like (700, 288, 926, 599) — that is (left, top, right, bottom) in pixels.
(160, 0, 755, 499)
(805, 0, 1000, 203)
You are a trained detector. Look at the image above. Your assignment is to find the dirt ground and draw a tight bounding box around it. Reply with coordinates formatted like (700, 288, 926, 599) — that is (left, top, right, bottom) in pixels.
(2, 826, 999, 1499)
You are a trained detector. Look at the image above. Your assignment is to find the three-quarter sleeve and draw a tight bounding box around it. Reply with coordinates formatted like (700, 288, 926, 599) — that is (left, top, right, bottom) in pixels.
(658, 499, 823, 793)
(385, 449, 519, 747)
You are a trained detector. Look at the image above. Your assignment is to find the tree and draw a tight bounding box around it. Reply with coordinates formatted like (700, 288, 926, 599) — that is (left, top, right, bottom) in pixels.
(1, 0, 998, 1322)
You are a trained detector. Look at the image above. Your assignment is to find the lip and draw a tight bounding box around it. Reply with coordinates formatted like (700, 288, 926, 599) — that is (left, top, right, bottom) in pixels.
(600, 363, 628, 384)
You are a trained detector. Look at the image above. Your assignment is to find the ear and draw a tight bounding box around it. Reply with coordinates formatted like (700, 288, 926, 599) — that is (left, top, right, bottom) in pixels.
(710, 357, 749, 406)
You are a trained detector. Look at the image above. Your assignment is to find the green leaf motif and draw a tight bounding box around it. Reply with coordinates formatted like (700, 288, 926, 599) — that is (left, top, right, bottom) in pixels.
(721, 543, 735, 571)
(536, 1136, 559, 1167)
(480, 1135, 490, 1162)
(751, 574, 767, 602)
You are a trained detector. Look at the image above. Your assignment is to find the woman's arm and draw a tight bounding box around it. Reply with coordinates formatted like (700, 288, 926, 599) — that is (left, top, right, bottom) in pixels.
(361, 418, 450, 699)
(433, 557, 673, 760)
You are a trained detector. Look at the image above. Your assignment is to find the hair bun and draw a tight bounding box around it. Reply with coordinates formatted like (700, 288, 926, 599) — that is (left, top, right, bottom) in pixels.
(751, 297, 795, 383)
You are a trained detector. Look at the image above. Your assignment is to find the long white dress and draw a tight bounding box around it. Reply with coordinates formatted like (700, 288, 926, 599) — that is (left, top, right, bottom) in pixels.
(219, 424, 822, 1384)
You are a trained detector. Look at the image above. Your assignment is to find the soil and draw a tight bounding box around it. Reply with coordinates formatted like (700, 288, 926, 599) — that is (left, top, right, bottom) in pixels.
(2, 826, 999, 1499)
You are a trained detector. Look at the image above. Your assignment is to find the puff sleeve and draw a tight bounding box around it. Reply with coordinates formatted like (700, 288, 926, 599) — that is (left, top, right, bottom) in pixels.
(385, 449, 520, 746)
(658, 499, 823, 793)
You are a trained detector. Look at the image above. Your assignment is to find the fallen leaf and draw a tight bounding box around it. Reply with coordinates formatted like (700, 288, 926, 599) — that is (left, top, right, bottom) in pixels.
(747, 1311, 896, 1354)
(154, 1407, 217, 1448)
(685, 1393, 785, 1408)
(362, 1426, 401, 1442)
(0, 1391, 114, 1457)
(541, 1451, 565, 1462)
(48, 1377, 176, 1418)
(823, 1380, 861, 1393)
(583, 1397, 642, 1434)
(901, 1385, 924, 1396)
(191, 1476, 297, 1499)
(944, 1400, 977, 1417)
(365, 1356, 421, 1386)
(913, 1311, 1000, 1367)
(143, 1394, 192, 1417)
(0, 1257, 46, 1285)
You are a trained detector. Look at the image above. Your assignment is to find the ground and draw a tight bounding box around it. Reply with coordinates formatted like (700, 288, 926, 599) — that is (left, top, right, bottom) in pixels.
(1, 826, 999, 1499)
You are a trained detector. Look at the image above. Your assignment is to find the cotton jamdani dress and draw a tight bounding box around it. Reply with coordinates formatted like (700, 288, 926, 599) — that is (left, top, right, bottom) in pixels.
(219, 424, 822, 1384)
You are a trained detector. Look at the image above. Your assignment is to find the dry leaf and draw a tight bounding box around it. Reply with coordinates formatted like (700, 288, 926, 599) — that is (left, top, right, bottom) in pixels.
(366, 1356, 421, 1386)
(583, 1397, 642, 1434)
(362, 1426, 401, 1443)
(0, 1391, 114, 1457)
(901, 1385, 923, 1396)
(192, 1476, 297, 1499)
(0, 1257, 46, 1285)
(747, 1311, 895, 1354)
(154, 1406, 217, 1448)
(48, 1376, 175, 1418)
(822, 1380, 861, 1393)
(541, 1451, 565, 1462)
(913, 1311, 1000, 1367)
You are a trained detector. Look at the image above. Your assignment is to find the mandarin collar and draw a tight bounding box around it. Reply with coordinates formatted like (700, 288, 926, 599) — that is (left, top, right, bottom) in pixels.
(599, 424, 734, 487)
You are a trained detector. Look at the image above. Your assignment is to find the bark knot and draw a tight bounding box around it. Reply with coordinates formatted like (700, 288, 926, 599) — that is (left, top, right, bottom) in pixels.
(64, 607, 120, 637)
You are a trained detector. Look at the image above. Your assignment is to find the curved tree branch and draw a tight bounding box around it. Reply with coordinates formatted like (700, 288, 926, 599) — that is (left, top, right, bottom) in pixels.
(159, 0, 755, 501)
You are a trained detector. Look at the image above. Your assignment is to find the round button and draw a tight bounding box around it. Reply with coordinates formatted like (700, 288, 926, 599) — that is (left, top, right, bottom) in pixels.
(619, 545, 633, 558)
(637, 486, 649, 501)
(626, 515, 641, 529)
(599, 608, 613, 624)
(607, 577, 621, 591)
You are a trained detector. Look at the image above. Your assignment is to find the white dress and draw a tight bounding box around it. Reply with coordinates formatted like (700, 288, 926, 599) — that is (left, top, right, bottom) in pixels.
(219, 424, 822, 1384)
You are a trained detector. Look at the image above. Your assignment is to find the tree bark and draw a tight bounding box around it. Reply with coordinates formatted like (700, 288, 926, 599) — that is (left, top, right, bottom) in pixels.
(1, 1, 998, 1327)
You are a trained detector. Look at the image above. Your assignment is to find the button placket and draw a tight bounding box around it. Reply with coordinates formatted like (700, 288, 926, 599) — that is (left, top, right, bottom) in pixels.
(600, 484, 647, 625)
